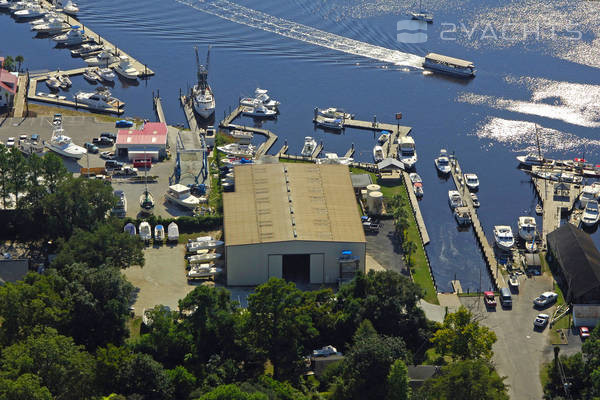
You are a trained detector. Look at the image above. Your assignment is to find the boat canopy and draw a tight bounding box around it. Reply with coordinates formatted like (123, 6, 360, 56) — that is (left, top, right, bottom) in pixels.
(425, 53, 474, 68)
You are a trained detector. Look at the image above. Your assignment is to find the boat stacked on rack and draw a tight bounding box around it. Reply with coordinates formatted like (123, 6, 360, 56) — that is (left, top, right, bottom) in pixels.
(493, 225, 515, 251)
(301, 136, 317, 157)
(186, 236, 224, 252)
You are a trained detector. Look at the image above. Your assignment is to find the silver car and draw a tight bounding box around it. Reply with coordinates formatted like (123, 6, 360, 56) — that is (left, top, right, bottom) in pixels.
(534, 313, 550, 328)
(533, 291, 558, 307)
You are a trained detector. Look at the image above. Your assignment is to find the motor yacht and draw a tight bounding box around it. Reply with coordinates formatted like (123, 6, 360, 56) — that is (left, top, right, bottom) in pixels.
(32, 19, 68, 34)
(434, 148, 451, 174)
(44, 127, 86, 159)
(517, 216, 537, 241)
(53, 26, 85, 46)
(165, 184, 201, 210)
(516, 153, 554, 167)
(217, 143, 256, 158)
(240, 88, 280, 109)
(113, 55, 138, 80)
(82, 69, 98, 83)
(84, 50, 119, 67)
(301, 136, 318, 157)
(372, 145, 384, 162)
(74, 87, 123, 110)
(96, 67, 116, 82)
(448, 190, 463, 209)
(317, 107, 353, 120)
(13, 4, 45, 19)
(315, 117, 343, 131)
(70, 43, 103, 57)
(493, 225, 515, 251)
(45, 75, 61, 90)
(398, 136, 417, 169)
(582, 200, 600, 227)
(242, 101, 277, 118)
(463, 173, 479, 191)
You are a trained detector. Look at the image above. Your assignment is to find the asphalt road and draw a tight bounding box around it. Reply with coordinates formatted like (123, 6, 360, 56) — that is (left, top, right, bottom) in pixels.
(461, 273, 562, 400)
(365, 218, 408, 276)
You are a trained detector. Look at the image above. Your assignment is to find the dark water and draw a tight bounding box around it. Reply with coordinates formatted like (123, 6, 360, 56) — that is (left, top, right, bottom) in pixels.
(2, 0, 600, 292)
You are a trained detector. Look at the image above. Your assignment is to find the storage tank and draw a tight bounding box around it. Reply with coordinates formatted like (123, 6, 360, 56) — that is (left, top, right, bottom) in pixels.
(366, 184, 381, 195)
(367, 191, 383, 215)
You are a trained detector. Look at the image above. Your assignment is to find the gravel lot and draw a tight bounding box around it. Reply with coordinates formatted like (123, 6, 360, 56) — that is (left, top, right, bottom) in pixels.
(460, 273, 579, 400)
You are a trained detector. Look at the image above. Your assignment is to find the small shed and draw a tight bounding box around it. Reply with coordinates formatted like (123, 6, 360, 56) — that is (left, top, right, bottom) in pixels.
(377, 158, 405, 172)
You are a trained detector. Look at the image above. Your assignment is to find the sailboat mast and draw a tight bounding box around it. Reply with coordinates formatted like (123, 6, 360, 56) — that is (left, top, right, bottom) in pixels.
(534, 124, 542, 160)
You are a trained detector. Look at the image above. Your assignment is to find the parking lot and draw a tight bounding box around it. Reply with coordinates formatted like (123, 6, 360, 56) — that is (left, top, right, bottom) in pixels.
(460, 273, 580, 400)
(0, 116, 207, 217)
(365, 218, 408, 276)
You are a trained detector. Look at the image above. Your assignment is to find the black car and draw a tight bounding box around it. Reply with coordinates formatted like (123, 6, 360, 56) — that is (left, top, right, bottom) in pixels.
(93, 137, 114, 146)
(105, 160, 124, 170)
(100, 132, 118, 140)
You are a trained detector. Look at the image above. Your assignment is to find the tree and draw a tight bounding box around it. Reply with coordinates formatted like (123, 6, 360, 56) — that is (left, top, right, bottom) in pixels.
(0, 374, 52, 400)
(0, 328, 96, 400)
(53, 221, 145, 269)
(15, 55, 24, 72)
(332, 333, 409, 400)
(431, 306, 497, 361)
(0, 146, 11, 208)
(335, 270, 432, 354)
(167, 366, 197, 400)
(41, 152, 69, 194)
(246, 278, 320, 381)
(387, 359, 410, 400)
(420, 360, 508, 400)
(543, 352, 587, 399)
(3, 56, 14, 72)
(115, 353, 174, 400)
(195, 385, 267, 400)
(7, 148, 27, 209)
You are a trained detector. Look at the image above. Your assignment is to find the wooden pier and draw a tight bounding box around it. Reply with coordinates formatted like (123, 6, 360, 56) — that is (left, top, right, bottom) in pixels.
(311, 143, 323, 158)
(450, 157, 505, 290)
(402, 171, 430, 245)
(276, 144, 288, 157)
(12, 74, 28, 118)
(153, 94, 166, 124)
(344, 145, 355, 158)
(180, 95, 199, 132)
(39, 0, 154, 77)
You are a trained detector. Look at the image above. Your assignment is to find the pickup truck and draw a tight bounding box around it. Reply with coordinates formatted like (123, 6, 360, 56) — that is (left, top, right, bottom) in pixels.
(112, 167, 138, 176)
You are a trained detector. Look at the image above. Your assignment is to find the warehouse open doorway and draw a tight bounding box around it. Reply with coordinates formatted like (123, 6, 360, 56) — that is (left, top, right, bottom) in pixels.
(282, 254, 310, 283)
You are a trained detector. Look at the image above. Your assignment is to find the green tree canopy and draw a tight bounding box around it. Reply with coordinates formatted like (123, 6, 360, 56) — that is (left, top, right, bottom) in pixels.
(0, 373, 52, 400)
(387, 359, 411, 400)
(420, 359, 508, 400)
(431, 306, 497, 361)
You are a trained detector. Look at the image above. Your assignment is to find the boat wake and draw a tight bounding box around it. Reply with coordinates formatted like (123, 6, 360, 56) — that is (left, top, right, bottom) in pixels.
(175, 0, 424, 68)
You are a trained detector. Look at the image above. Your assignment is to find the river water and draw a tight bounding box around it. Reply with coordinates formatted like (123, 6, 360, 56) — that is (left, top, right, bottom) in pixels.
(2, 0, 600, 291)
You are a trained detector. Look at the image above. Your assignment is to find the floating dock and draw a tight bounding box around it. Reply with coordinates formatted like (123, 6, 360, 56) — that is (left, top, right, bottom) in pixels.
(153, 93, 166, 124)
(450, 157, 505, 289)
(180, 95, 200, 132)
(402, 171, 430, 245)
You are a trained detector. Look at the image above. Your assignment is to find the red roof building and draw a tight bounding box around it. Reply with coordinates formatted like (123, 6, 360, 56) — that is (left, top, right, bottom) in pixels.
(0, 60, 18, 108)
(116, 122, 168, 160)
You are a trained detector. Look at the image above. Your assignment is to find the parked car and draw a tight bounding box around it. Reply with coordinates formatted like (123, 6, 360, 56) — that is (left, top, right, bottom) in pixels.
(312, 345, 340, 358)
(580, 326, 591, 340)
(84, 142, 99, 153)
(93, 137, 114, 146)
(113, 167, 138, 176)
(533, 292, 558, 307)
(19, 134, 27, 141)
(100, 132, 117, 140)
(500, 287, 512, 308)
(115, 119, 134, 128)
(31, 134, 39, 141)
(534, 314, 550, 328)
(483, 291, 497, 307)
(105, 160, 124, 170)
(6, 137, 15, 147)
(100, 151, 115, 160)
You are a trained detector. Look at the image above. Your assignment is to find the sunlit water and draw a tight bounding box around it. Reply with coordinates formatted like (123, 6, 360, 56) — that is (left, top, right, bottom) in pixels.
(2, 0, 600, 291)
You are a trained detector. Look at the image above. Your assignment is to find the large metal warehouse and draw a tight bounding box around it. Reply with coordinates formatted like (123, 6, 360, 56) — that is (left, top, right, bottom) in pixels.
(223, 163, 366, 286)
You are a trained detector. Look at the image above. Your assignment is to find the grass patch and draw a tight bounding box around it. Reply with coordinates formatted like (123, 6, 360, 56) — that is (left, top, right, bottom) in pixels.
(126, 316, 143, 343)
(539, 362, 550, 391)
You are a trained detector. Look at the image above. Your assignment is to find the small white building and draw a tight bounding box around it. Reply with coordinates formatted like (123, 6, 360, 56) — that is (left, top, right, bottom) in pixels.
(223, 163, 366, 286)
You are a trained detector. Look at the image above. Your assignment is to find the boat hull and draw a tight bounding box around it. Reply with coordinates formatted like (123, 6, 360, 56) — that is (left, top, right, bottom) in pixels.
(45, 144, 84, 159)
(423, 60, 475, 77)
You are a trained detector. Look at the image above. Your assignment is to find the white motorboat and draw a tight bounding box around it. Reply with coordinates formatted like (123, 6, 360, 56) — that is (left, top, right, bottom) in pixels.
(138, 222, 151, 242)
(192, 46, 215, 119)
(377, 133, 390, 144)
(315, 117, 343, 131)
(470, 193, 480, 208)
(579, 185, 600, 208)
(74, 88, 123, 110)
(0, 0, 13, 9)
(454, 206, 472, 225)
(96, 67, 115, 82)
(45, 76, 61, 90)
(9, 1, 35, 12)
(463, 173, 479, 191)
(70, 43, 103, 57)
(301, 136, 318, 157)
(242, 101, 277, 118)
(229, 130, 253, 144)
(165, 184, 201, 210)
(124, 222, 136, 235)
(84, 51, 119, 67)
(409, 172, 422, 184)
(516, 153, 554, 167)
(154, 224, 165, 242)
(509, 275, 519, 288)
(187, 240, 224, 252)
(315, 152, 353, 165)
(398, 136, 417, 169)
(53, 26, 85, 45)
(14, 4, 45, 19)
(414, 182, 423, 198)
(188, 252, 221, 263)
(113, 55, 138, 80)
(82, 69, 98, 83)
(32, 19, 68, 34)
(518, 216, 537, 241)
(167, 222, 179, 242)
(240, 88, 280, 109)
(44, 127, 86, 159)
(372, 145, 384, 163)
(61, 0, 78, 15)
(57, 74, 72, 88)
(493, 225, 515, 251)
(217, 143, 256, 158)
(434, 149, 451, 174)
(582, 200, 600, 227)
(317, 107, 353, 119)
(448, 190, 463, 209)
(187, 264, 222, 279)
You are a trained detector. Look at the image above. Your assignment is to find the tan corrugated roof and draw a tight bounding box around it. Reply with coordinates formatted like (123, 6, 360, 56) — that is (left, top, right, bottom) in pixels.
(425, 53, 474, 68)
(223, 163, 366, 246)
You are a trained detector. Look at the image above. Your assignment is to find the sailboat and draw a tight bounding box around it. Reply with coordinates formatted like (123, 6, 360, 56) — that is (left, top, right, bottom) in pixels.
(410, 0, 433, 23)
(139, 150, 154, 215)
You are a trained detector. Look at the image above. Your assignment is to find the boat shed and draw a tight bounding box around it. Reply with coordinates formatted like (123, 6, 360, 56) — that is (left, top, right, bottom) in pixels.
(547, 224, 600, 304)
(223, 163, 366, 286)
(115, 122, 168, 161)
